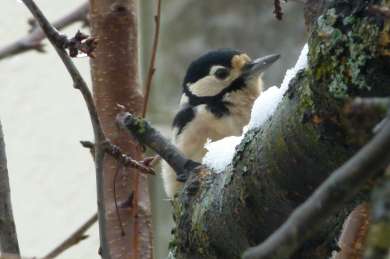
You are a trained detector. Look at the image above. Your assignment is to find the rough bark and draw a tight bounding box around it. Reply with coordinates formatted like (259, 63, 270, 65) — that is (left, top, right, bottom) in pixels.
(88, 1, 153, 258)
(168, 1, 390, 258)
(0, 121, 20, 256)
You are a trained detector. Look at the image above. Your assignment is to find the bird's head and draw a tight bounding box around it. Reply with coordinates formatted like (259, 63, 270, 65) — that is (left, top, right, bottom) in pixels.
(181, 49, 280, 106)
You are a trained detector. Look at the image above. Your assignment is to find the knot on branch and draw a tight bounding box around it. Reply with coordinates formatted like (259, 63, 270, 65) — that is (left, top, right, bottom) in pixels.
(80, 140, 155, 175)
(273, 0, 284, 20)
(63, 31, 98, 58)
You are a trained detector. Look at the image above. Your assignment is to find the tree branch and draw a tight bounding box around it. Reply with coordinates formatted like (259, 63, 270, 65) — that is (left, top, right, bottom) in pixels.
(19, 1, 154, 256)
(142, 0, 162, 117)
(243, 116, 390, 259)
(42, 213, 98, 259)
(0, 2, 89, 61)
(19, 0, 109, 254)
(0, 121, 20, 256)
(116, 112, 200, 182)
(80, 141, 155, 175)
(164, 1, 390, 257)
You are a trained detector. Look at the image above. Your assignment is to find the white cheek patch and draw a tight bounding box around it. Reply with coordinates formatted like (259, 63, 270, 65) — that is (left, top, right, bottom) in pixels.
(188, 76, 226, 97)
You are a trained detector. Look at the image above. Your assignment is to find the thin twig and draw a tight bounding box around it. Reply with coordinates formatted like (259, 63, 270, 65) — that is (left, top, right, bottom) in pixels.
(19, 0, 109, 255)
(116, 112, 200, 182)
(20, 0, 103, 140)
(0, 121, 20, 256)
(142, 0, 162, 117)
(243, 116, 390, 259)
(0, 2, 89, 61)
(42, 214, 98, 259)
(80, 141, 155, 175)
(113, 165, 126, 237)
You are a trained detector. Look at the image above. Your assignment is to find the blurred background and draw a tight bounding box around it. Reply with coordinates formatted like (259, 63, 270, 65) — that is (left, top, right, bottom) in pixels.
(0, 1, 306, 258)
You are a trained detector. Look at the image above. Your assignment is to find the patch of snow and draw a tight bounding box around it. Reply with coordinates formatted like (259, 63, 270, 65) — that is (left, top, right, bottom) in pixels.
(246, 86, 284, 130)
(280, 44, 309, 92)
(247, 43, 308, 131)
(202, 44, 309, 172)
(202, 136, 243, 172)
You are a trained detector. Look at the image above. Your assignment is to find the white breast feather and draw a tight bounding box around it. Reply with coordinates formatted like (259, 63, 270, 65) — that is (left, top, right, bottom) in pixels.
(161, 80, 262, 198)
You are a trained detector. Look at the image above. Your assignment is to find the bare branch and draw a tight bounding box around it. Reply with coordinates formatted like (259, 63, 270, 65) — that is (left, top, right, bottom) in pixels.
(21, 0, 103, 140)
(64, 31, 97, 58)
(42, 214, 97, 259)
(0, 2, 89, 61)
(19, 0, 155, 257)
(0, 121, 20, 256)
(142, 0, 162, 117)
(19, 0, 109, 254)
(80, 141, 155, 175)
(243, 116, 390, 259)
(116, 112, 200, 182)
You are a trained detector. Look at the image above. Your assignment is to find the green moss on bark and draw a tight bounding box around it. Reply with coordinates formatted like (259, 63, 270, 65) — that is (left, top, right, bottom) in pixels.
(169, 1, 390, 258)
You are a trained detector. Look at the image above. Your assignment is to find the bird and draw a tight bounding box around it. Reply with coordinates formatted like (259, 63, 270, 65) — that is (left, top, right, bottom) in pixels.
(161, 49, 280, 199)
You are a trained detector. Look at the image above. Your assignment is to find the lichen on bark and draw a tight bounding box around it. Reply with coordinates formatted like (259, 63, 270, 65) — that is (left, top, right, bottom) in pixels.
(168, 1, 390, 258)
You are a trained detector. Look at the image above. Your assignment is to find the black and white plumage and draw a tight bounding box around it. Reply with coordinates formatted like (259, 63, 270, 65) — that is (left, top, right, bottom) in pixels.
(162, 49, 280, 198)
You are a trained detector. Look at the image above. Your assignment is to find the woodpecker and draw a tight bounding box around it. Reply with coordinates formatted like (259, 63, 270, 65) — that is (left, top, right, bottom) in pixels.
(162, 49, 280, 199)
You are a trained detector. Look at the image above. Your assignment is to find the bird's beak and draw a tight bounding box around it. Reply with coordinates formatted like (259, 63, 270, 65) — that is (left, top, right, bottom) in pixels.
(242, 54, 280, 79)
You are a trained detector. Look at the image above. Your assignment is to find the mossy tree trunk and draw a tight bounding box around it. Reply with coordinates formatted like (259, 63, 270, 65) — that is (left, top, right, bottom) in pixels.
(169, 1, 390, 258)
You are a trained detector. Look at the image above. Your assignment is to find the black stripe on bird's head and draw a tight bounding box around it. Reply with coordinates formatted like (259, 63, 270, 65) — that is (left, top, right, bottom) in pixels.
(182, 49, 280, 107)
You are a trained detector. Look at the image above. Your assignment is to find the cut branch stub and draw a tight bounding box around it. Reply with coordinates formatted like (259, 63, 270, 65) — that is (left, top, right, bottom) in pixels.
(116, 112, 200, 182)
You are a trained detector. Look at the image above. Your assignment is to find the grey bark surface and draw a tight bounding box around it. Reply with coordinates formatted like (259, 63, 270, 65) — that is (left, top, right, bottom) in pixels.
(0, 120, 20, 256)
(167, 0, 390, 258)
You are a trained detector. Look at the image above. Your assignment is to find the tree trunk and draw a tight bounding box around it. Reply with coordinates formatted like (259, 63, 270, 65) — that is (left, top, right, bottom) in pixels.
(0, 120, 20, 256)
(169, 0, 390, 258)
(88, 1, 153, 258)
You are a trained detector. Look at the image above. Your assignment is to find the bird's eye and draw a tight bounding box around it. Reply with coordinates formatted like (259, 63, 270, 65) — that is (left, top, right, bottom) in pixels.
(214, 68, 229, 80)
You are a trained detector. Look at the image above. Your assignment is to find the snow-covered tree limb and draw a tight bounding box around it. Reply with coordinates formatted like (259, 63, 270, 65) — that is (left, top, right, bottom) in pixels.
(166, 1, 390, 258)
(116, 0, 390, 258)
